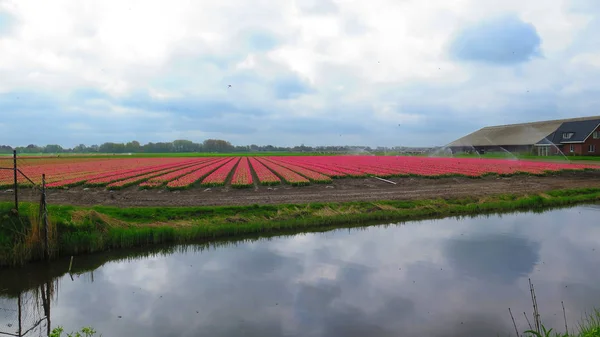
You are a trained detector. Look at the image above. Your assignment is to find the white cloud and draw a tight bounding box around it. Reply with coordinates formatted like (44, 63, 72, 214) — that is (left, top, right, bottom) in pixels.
(1, 0, 600, 147)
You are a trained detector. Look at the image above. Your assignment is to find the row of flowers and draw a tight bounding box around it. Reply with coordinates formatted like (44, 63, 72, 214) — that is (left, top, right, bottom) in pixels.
(271, 156, 598, 178)
(200, 158, 241, 187)
(139, 158, 221, 189)
(255, 158, 310, 186)
(166, 158, 233, 190)
(4, 155, 599, 189)
(264, 158, 332, 183)
(248, 158, 281, 185)
(231, 158, 254, 188)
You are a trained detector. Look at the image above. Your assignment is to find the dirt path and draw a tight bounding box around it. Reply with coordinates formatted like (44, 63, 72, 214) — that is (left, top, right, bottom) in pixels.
(2, 171, 600, 207)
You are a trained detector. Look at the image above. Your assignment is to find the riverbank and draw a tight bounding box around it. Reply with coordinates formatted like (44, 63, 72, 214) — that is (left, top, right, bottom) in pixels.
(1, 187, 600, 267)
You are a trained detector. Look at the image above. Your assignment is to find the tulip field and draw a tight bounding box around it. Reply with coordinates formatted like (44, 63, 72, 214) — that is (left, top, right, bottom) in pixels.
(0, 155, 598, 190)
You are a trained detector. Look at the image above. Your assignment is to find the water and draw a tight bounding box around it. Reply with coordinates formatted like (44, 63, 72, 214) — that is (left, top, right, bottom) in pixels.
(1, 206, 600, 337)
(538, 137, 571, 162)
(480, 137, 518, 160)
(428, 146, 454, 157)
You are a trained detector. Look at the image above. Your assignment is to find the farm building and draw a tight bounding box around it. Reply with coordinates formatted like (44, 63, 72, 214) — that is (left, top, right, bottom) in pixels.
(448, 116, 600, 156)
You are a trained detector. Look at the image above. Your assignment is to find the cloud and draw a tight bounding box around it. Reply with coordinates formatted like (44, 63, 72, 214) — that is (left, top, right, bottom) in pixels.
(296, 0, 338, 15)
(245, 30, 281, 51)
(0, 11, 14, 35)
(0, 0, 599, 147)
(273, 75, 314, 99)
(444, 234, 540, 283)
(450, 14, 542, 65)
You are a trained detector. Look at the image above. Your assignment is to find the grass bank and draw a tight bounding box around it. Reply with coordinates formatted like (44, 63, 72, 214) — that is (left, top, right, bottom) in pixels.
(1, 187, 600, 267)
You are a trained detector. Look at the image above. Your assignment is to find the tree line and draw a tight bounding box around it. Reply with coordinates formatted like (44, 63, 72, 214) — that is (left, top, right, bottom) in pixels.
(0, 140, 417, 154)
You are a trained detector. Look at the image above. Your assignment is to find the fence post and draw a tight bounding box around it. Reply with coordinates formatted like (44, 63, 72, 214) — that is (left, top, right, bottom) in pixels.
(13, 149, 18, 214)
(42, 174, 50, 261)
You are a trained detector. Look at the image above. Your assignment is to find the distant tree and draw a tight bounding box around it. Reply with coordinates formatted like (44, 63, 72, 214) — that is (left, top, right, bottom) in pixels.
(0, 145, 13, 154)
(73, 144, 88, 153)
(99, 142, 125, 153)
(143, 142, 175, 153)
(16, 144, 43, 153)
(173, 140, 199, 152)
(44, 144, 64, 153)
(203, 139, 234, 153)
(124, 141, 141, 153)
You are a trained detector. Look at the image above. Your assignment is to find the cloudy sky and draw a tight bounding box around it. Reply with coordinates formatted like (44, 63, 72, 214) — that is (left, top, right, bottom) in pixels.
(1, 0, 599, 148)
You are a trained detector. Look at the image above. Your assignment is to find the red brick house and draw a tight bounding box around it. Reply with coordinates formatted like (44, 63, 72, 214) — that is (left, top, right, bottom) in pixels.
(539, 119, 600, 156)
(448, 116, 600, 156)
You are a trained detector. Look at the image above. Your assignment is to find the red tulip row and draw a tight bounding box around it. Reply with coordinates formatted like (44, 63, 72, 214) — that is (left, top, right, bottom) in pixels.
(138, 158, 220, 188)
(248, 158, 281, 185)
(231, 157, 254, 188)
(200, 157, 240, 187)
(2, 155, 598, 190)
(255, 158, 310, 186)
(265, 158, 332, 183)
(85, 160, 202, 187)
(166, 158, 233, 190)
(44, 158, 201, 188)
(106, 165, 195, 190)
(272, 156, 598, 178)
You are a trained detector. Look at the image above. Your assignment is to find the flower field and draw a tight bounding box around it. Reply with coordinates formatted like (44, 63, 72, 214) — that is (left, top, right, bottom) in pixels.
(0, 156, 598, 190)
(231, 157, 254, 188)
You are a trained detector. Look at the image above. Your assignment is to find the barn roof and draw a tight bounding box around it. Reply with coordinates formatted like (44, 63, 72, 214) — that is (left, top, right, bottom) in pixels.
(548, 119, 600, 144)
(448, 116, 600, 147)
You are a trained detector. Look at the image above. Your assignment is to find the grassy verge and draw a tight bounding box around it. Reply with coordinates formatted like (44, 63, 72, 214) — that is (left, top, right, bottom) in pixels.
(1, 188, 600, 267)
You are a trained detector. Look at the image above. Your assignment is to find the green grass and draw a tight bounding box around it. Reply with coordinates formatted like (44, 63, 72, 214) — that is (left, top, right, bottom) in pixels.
(2, 187, 600, 267)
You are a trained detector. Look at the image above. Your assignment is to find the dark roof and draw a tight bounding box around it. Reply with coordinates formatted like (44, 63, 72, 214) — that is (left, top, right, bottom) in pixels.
(550, 119, 600, 144)
(536, 132, 556, 145)
(448, 115, 600, 147)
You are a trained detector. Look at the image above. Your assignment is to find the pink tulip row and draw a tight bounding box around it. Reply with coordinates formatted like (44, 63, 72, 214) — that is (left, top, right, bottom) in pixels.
(86, 160, 202, 186)
(264, 158, 332, 183)
(4, 155, 599, 190)
(105, 165, 194, 190)
(248, 158, 281, 185)
(231, 157, 254, 188)
(272, 156, 599, 178)
(166, 158, 233, 189)
(201, 157, 241, 187)
(255, 158, 309, 186)
(138, 158, 220, 188)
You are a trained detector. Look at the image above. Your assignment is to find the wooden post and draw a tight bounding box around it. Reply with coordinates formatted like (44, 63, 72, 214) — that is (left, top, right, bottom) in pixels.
(42, 174, 50, 260)
(13, 149, 18, 214)
(17, 293, 22, 336)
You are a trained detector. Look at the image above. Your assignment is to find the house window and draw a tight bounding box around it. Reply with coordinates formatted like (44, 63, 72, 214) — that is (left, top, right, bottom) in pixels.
(590, 145, 596, 153)
(594, 131, 599, 139)
(570, 145, 574, 153)
(563, 132, 574, 140)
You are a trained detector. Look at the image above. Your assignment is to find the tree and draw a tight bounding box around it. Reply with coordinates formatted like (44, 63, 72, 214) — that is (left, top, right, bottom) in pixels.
(173, 139, 199, 152)
(0, 145, 13, 154)
(99, 142, 125, 153)
(44, 144, 64, 153)
(202, 139, 234, 153)
(125, 141, 141, 153)
(73, 144, 88, 153)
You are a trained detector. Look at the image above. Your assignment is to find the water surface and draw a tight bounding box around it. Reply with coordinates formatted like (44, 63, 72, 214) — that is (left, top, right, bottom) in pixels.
(1, 205, 600, 337)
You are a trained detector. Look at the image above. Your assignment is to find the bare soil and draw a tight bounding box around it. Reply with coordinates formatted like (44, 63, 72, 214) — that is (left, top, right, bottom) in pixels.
(2, 171, 600, 207)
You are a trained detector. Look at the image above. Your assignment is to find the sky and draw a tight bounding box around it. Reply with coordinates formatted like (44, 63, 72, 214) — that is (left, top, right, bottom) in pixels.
(0, 0, 599, 148)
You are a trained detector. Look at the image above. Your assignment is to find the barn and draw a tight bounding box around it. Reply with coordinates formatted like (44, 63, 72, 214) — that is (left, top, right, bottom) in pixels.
(448, 116, 600, 156)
